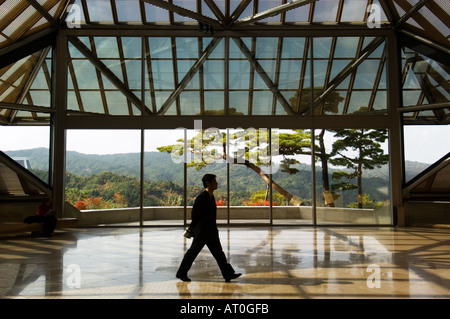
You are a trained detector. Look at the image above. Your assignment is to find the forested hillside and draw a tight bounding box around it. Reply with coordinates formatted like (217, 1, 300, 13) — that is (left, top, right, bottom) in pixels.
(5, 148, 430, 208)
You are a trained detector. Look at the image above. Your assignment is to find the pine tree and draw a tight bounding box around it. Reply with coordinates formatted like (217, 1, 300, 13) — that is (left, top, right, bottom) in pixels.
(329, 129, 389, 208)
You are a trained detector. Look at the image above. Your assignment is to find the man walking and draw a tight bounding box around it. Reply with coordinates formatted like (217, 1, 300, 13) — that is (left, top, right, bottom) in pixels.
(176, 174, 242, 282)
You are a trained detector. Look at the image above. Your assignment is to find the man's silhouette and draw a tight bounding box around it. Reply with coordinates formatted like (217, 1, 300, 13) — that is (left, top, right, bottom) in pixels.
(176, 174, 242, 282)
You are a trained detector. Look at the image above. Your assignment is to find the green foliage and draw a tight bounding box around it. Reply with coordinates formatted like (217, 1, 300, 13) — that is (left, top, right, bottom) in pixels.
(247, 189, 286, 206)
(347, 194, 383, 209)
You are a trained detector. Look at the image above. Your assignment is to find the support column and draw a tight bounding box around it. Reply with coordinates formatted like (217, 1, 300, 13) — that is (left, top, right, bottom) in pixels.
(51, 31, 68, 217)
(387, 32, 404, 226)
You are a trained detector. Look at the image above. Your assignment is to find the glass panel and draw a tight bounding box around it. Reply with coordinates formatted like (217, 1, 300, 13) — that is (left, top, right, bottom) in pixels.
(0, 48, 52, 106)
(116, 0, 141, 22)
(105, 91, 128, 115)
(315, 129, 391, 225)
(176, 38, 198, 59)
(70, 60, 99, 90)
(94, 37, 119, 58)
(86, 0, 114, 22)
(228, 128, 270, 224)
(185, 128, 228, 224)
(313, 0, 339, 22)
(403, 125, 450, 183)
(204, 91, 225, 114)
(79, 91, 104, 113)
(148, 60, 175, 90)
(0, 126, 51, 185)
(178, 59, 198, 89)
(173, 0, 197, 22)
(273, 129, 313, 225)
(255, 37, 279, 59)
(65, 130, 141, 226)
(148, 38, 173, 58)
(143, 129, 185, 226)
(341, 0, 367, 22)
(401, 47, 450, 107)
(229, 60, 250, 90)
(285, 3, 311, 22)
(229, 91, 248, 115)
(335, 37, 359, 58)
(252, 91, 273, 115)
(258, 0, 283, 23)
(145, 2, 169, 22)
(179, 91, 200, 115)
(203, 60, 224, 90)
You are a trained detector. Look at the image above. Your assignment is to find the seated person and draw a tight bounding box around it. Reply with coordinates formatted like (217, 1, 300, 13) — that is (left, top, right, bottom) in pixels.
(24, 198, 57, 237)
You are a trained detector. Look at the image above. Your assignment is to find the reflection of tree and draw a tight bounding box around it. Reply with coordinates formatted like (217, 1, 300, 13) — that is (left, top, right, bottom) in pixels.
(197, 107, 244, 116)
(289, 87, 344, 115)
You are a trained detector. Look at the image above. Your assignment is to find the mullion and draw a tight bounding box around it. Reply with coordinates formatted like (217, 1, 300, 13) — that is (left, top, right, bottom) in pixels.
(199, 37, 205, 115)
(89, 36, 109, 115)
(116, 37, 133, 115)
(144, 38, 157, 114)
(342, 37, 365, 115)
(320, 37, 337, 115)
(368, 45, 387, 111)
(272, 37, 283, 115)
(296, 37, 310, 115)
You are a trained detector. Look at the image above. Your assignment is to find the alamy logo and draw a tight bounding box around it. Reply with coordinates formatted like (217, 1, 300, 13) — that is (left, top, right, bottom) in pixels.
(367, 4, 381, 29)
(66, 4, 81, 29)
(170, 120, 280, 175)
(66, 264, 81, 289)
(366, 264, 381, 288)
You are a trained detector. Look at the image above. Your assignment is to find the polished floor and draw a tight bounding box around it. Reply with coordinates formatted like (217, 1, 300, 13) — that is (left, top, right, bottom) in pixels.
(0, 226, 449, 299)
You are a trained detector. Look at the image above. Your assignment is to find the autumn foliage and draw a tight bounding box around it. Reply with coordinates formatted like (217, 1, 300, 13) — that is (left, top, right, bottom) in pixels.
(74, 192, 128, 210)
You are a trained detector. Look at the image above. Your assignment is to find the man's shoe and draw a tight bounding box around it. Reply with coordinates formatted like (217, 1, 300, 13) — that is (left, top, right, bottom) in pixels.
(176, 274, 191, 282)
(224, 273, 242, 282)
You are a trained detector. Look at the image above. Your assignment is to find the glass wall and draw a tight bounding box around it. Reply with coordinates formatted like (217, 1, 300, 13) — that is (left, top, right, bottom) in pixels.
(272, 129, 314, 225)
(59, 127, 393, 226)
(228, 128, 270, 224)
(403, 125, 450, 183)
(143, 129, 185, 225)
(65, 129, 141, 226)
(314, 129, 391, 225)
(185, 128, 228, 224)
(0, 126, 51, 184)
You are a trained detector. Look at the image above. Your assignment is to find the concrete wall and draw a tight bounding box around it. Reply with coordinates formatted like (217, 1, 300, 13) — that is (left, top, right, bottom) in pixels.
(64, 201, 392, 226)
(0, 198, 44, 222)
(404, 201, 450, 226)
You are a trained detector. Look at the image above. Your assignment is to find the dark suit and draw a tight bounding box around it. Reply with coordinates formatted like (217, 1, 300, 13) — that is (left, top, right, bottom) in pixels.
(176, 190, 234, 278)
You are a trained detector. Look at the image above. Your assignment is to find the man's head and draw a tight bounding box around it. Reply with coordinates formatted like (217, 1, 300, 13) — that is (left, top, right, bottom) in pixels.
(202, 174, 217, 189)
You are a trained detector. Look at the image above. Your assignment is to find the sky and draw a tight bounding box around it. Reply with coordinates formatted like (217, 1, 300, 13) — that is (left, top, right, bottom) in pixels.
(0, 125, 449, 164)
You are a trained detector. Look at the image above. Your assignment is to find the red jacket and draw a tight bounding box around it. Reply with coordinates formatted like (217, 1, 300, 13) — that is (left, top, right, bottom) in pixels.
(37, 203, 53, 216)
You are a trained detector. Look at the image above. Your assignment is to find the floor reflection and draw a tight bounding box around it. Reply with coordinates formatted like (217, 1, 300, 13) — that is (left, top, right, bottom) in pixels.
(0, 226, 449, 298)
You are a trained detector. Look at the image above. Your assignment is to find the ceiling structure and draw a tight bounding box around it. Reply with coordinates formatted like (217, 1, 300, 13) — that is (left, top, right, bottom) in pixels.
(0, 0, 448, 125)
(404, 152, 450, 201)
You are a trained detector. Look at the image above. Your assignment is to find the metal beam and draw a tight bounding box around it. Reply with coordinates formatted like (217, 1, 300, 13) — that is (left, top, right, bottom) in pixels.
(0, 102, 55, 113)
(399, 102, 450, 113)
(396, 0, 430, 27)
(229, 0, 252, 26)
(234, 0, 317, 27)
(26, 0, 59, 27)
(157, 37, 222, 115)
(9, 46, 51, 123)
(68, 36, 152, 115)
(313, 37, 385, 109)
(143, 0, 222, 27)
(203, 0, 226, 25)
(232, 37, 295, 115)
(0, 28, 57, 68)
